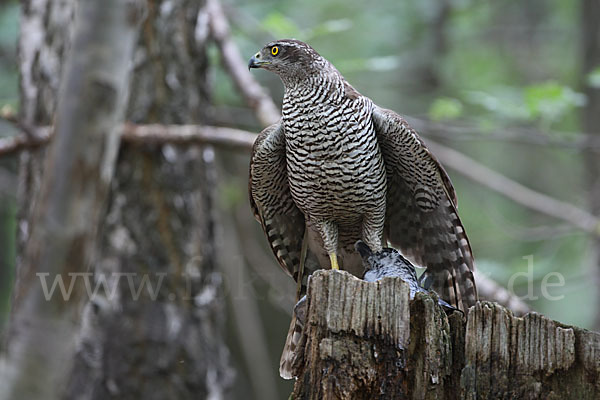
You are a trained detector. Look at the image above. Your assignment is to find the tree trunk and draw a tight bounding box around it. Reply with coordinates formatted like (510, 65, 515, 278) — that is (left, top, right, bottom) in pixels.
(0, 172, 15, 342)
(69, 1, 234, 398)
(291, 270, 600, 399)
(0, 1, 142, 399)
(11, 0, 233, 399)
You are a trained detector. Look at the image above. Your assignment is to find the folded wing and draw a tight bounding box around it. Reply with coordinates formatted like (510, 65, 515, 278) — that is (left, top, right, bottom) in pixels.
(372, 106, 477, 311)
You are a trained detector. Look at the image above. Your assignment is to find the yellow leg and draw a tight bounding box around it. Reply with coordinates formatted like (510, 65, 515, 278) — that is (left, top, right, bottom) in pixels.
(329, 253, 340, 270)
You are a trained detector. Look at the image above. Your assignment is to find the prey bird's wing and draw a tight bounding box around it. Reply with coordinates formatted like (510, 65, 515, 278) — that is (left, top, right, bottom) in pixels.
(249, 122, 306, 284)
(372, 106, 477, 312)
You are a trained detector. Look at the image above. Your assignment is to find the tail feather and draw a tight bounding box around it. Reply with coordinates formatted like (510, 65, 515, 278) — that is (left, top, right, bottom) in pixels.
(385, 175, 477, 312)
(279, 314, 303, 379)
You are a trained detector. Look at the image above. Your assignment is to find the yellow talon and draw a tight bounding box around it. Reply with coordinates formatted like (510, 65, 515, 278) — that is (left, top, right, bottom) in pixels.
(329, 253, 339, 270)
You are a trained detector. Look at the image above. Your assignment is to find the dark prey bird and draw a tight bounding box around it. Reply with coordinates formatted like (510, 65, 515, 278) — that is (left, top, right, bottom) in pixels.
(355, 241, 458, 312)
(248, 39, 477, 378)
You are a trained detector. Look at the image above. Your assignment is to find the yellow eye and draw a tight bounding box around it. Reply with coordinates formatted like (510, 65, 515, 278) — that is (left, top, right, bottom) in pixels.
(271, 46, 279, 56)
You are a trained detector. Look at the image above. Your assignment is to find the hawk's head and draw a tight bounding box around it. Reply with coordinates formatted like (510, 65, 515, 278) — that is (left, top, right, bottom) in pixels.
(248, 39, 324, 78)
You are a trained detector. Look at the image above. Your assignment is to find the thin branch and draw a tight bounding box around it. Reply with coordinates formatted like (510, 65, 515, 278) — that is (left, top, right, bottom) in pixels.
(487, 207, 583, 242)
(2, 124, 599, 238)
(408, 117, 600, 151)
(473, 271, 530, 316)
(0, 124, 255, 156)
(1, 109, 49, 142)
(0, 127, 51, 156)
(123, 123, 255, 149)
(426, 139, 600, 236)
(3, 125, 598, 313)
(206, 0, 280, 126)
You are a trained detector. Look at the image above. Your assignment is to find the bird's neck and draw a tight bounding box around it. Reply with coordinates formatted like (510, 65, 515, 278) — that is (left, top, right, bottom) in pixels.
(282, 68, 345, 105)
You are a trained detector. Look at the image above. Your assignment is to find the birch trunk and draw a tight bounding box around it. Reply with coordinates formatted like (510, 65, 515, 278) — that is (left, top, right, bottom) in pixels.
(1, 1, 142, 399)
(8, 0, 233, 399)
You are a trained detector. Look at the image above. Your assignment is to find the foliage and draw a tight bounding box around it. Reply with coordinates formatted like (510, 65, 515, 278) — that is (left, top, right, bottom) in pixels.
(0, 1, 18, 337)
(0, 0, 595, 372)
(428, 97, 463, 121)
(0, 1, 18, 108)
(226, 0, 594, 330)
(587, 67, 600, 88)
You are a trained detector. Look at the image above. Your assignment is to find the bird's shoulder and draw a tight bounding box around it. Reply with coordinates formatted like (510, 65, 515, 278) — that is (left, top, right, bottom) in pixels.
(249, 121, 285, 220)
(251, 121, 284, 154)
(371, 106, 458, 207)
(343, 80, 361, 101)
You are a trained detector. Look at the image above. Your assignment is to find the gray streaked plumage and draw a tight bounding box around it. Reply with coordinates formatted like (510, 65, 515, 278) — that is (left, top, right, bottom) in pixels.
(248, 39, 477, 379)
(355, 241, 458, 312)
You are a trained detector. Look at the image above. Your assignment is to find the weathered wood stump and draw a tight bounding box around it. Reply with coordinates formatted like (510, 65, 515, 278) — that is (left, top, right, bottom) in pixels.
(291, 270, 600, 399)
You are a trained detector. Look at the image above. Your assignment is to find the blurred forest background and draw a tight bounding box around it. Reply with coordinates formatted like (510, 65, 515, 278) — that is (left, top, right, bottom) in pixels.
(0, 0, 598, 399)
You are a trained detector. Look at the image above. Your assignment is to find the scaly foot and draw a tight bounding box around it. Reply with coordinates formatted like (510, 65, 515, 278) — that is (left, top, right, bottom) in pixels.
(329, 253, 340, 270)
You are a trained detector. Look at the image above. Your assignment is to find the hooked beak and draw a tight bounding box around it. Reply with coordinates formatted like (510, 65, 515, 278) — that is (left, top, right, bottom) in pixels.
(248, 53, 270, 70)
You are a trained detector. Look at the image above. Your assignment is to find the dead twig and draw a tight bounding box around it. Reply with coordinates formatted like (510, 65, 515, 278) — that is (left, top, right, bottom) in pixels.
(206, 0, 280, 126)
(123, 123, 255, 149)
(0, 124, 255, 156)
(427, 139, 600, 236)
(0, 127, 52, 156)
(473, 270, 530, 316)
(408, 117, 600, 152)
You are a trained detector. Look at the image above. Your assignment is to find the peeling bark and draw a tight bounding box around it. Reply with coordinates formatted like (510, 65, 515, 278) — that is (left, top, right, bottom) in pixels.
(65, 1, 234, 398)
(11, 0, 233, 399)
(1, 1, 142, 399)
(292, 270, 600, 399)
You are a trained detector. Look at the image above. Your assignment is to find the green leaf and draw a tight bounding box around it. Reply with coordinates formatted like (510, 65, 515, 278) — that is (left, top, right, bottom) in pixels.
(337, 56, 400, 73)
(587, 67, 600, 88)
(306, 19, 353, 39)
(463, 89, 530, 121)
(219, 180, 244, 210)
(262, 12, 302, 39)
(0, 3, 19, 48)
(524, 81, 585, 123)
(428, 97, 463, 121)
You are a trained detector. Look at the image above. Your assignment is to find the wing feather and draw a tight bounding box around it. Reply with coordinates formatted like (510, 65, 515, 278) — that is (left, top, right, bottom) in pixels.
(249, 122, 324, 379)
(249, 122, 306, 282)
(372, 106, 477, 311)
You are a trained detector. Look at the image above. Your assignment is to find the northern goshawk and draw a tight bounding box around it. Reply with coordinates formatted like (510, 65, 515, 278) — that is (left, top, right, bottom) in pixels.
(248, 39, 477, 378)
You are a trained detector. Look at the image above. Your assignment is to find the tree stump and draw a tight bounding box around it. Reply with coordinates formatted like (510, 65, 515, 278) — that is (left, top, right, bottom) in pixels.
(291, 270, 600, 399)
